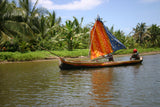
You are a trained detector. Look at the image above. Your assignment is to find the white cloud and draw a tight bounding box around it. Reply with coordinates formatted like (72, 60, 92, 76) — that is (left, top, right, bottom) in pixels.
(32, 0, 108, 10)
(140, 0, 160, 3)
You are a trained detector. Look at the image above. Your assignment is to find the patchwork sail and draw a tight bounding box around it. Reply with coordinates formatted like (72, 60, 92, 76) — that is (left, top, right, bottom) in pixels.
(90, 18, 126, 60)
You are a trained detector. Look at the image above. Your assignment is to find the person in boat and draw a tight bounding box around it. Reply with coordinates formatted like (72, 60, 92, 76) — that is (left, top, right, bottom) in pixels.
(104, 53, 114, 61)
(130, 48, 140, 60)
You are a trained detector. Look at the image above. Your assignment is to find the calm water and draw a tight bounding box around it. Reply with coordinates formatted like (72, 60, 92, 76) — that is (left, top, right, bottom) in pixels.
(0, 54, 160, 107)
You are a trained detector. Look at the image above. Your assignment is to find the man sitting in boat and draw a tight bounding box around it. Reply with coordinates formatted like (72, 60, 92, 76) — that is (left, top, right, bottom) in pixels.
(104, 53, 114, 61)
(130, 49, 140, 60)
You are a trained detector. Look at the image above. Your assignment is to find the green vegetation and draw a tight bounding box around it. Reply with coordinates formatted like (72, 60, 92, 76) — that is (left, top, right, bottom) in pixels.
(0, 0, 160, 62)
(115, 48, 160, 55)
(0, 51, 50, 61)
(53, 49, 89, 57)
(1, 48, 160, 62)
(0, 49, 89, 61)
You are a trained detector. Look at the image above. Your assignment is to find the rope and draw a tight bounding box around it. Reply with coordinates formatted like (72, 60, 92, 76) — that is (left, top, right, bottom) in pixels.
(40, 46, 61, 58)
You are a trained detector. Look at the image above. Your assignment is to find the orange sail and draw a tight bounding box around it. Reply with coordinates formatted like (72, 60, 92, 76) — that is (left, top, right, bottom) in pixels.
(90, 20, 113, 60)
(90, 17, 126, 60)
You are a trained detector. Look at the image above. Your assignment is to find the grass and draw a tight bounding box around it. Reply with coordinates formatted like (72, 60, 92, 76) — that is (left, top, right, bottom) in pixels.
(0, 48, 160, 62)
(53, 49, 89, 57)
(115, 48, 160, 55)
(0, 51, 51, 61)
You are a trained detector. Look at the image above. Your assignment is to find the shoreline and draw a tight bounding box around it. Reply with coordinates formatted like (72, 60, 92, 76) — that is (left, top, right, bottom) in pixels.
(0, 51, 160, 64)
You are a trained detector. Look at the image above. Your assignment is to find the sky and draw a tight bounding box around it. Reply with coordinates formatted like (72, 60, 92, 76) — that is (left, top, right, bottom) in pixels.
(32, 0, 160, 35)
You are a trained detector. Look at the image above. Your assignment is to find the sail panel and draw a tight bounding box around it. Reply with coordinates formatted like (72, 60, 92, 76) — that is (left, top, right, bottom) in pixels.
(90, 20, 113, 60)
(104, 27, 126, 52)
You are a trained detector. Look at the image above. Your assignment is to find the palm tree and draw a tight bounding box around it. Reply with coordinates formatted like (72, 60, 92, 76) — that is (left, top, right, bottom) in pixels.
(46, 11, 61, 27)
(0, 0, 12, 45)
(114, 30, 126, 44)
(14, 0, 41, 38)
(0, 0, 25, 45)
(147, 24, 160, 47)
(132, 22, 147, 45)
(46, 11, 61, 39)
(63, 17, 83, 51)
(18, 0, 39, 22)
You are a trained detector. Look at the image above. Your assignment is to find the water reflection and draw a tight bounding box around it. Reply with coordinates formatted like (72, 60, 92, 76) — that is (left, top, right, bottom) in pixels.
(91, 68, 113, 106)
(132, 64, 141, 75)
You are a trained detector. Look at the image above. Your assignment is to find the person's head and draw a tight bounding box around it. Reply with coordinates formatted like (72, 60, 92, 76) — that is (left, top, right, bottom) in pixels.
(133, 48, 137, 53)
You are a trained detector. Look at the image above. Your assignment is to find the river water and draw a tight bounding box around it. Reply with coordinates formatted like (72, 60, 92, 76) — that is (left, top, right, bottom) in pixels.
(0, 54, 160, 107)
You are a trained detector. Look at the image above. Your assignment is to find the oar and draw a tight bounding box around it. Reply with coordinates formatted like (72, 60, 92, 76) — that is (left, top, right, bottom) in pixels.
(40, 46, 61, 58)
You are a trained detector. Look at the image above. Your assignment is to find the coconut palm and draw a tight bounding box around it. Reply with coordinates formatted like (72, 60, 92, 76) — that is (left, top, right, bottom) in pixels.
(46, 11, 61, 39)
(132, 22, 147, 45)
(0, 0, 25, 45)
(18, 0, 39, 22)
(0, 0, 13, 44)
(14, 0, 42, 38)
(147, 24, 160, 47)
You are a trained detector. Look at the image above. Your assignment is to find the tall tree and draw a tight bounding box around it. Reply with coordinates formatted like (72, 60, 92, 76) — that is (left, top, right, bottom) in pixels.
(147, 24, 160, 47)
(0, 0, 25, 45)
(46, 11, 61, 38)
(17, 0, 40, 38)
(18, 0, 39, 22)
(132, 22, 147, 45)
(63, 17, 83, 51)
(0, 0, 12, 44)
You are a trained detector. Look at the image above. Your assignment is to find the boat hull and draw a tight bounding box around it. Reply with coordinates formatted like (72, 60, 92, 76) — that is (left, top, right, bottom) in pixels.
(59, 57, 143, 70)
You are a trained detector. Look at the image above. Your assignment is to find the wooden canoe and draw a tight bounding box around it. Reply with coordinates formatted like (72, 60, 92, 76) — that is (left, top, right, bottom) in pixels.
(59, 57, 143, 70)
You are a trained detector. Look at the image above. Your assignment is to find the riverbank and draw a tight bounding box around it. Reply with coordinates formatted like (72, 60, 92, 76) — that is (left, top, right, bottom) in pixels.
(0, 50, 160, 64)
